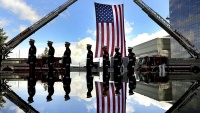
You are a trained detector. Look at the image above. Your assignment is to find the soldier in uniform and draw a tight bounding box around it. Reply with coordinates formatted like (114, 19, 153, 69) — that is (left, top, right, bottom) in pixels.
(102, 45, 110, 96)
(62, 42, 71, 78)
(27, 39, 37, 103)
(27, 39, 37, 78)
(46, 41, 55, 102)
(62, 41, 72, 100)
(127, 47, 136, 95)
(86, 44, 93, 98)
(113, 46, 122, 95)
(47, 41, 55, 77)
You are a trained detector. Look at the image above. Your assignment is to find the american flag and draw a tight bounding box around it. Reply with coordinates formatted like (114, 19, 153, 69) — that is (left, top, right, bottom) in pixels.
(94, 3, 126, 58)
(95, 82, 127, 113)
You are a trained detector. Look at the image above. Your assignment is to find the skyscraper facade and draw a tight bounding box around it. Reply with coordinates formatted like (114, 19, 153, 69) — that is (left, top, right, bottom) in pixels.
(169, 1, 200, 113)
(169, 0, 200, 58)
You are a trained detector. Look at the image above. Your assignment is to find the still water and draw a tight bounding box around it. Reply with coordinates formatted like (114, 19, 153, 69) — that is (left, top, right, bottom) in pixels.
(1, 72, 171, 113)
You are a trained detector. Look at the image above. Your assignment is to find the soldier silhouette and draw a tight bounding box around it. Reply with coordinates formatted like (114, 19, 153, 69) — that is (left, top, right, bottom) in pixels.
(127, 47, 136, 95)
(27, 39, 37, 78)
(86, 44, 93, 98)
(62, 42, 71, 78)
(27, 39, 37, 103)
(62, 41, 72, 100)
(46, 40, 55, 102)
(113, 46, 122, 95)
(47, 40, 54, 76)
(102, 45, 110, 96)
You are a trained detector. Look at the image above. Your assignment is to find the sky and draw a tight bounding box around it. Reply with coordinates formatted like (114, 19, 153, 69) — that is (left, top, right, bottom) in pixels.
(0, 73, 172, 113)
(0, 0, 169, 66)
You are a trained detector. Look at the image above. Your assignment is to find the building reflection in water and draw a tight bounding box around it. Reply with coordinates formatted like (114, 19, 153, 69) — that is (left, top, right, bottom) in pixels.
(0, 72, 171, 113)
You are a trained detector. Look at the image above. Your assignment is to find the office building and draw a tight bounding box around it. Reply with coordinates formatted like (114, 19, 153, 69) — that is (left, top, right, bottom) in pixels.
(170, 0, 200, 58)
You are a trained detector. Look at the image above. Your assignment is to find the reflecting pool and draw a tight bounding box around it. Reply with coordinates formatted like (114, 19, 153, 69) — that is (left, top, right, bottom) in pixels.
(0, 72, 171, 113)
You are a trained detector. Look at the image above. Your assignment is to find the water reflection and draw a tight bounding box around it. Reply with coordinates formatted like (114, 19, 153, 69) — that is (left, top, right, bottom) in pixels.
(0, 72, 171, 113)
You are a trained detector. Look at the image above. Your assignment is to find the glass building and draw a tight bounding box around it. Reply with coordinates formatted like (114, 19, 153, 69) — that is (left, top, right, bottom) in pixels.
(169, 0, 200, 58)
(169, 1, 200, 113)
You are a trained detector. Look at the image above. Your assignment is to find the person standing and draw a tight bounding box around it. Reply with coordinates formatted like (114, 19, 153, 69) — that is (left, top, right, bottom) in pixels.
(27, 39, 37, 78)
(46, 40, 55, 101)
(62, 42, 71, 78)
(113, 46, 122, 95)
(47, 41, 55, 77)
(27, 39, 37, 103)
(86, 44, 93, 98)
(127, 47, 136, 95)
(62, 41, 71, 100)
(102, 45, 110, 96)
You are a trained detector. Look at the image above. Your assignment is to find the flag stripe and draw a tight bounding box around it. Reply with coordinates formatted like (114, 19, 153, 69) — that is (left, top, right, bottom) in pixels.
(95, 3, 126, 58)
(95, 82, 100, 113)
(100, 23, 104, 57)
(106, 23, 110, 54)
(95, 82, 127, 113)
(111, 23, 115, 56)
(119, 5, 123, 57)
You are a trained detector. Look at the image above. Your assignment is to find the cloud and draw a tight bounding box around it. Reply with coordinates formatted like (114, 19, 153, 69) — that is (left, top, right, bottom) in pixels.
(87, 29, 93, 34)
(0, 0, 40, 23)
(124, 19, 134, 36)
(126, 30, 169, 47)
(0, 19, 9, 27)
(126, 103, 135, 113)
(128, 93, 172, 110)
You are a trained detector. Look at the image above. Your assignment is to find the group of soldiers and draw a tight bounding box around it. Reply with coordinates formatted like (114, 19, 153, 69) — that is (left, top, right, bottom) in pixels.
(27, 38, 136, 103)
(27, 39, 72, 103)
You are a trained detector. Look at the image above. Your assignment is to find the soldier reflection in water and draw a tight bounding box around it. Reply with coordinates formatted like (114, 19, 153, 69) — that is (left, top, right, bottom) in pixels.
(102, 45, 110, 96)
(27, 77, 36, 103)
(63, 77, 71, 101)
(113, 46, 122, 95)
(86, 44, 94, 98)
(27, 39, 37, 103)
(62, 42, 71, 101)
(46, 40, 55, 102)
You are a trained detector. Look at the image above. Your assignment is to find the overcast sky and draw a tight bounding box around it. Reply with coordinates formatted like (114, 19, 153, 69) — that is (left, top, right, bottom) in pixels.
(0, 0, 169, 66)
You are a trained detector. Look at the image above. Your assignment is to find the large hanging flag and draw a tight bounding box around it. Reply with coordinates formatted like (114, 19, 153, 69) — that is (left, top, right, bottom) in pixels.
(95, 82, 127, 113)
(94, 3, 126, 58)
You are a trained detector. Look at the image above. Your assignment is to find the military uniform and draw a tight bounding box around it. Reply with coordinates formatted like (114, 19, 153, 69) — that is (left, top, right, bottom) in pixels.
(28, 39, 37, 78)
(47, 76, 55, 102)
(47, 41, 55, 77)
(63, 42, 71, 78)
(27, 77, 36, 103)
(63, 77, 71, 101)
(86, 44, 93, 98)
(102, 46, 110, 96)
(113, 46, 122, 95)
(127, 47, 136, 95)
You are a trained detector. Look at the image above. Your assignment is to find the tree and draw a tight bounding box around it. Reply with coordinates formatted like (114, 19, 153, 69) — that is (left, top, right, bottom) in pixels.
(0, 28, 8, 46)
(37, 47, 48, 58)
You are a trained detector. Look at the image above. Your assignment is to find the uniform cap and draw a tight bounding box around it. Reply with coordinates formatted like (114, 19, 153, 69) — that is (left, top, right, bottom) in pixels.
(29, 39, 35, 42)
(47, 41, 53, 44)
(87, 44, 92, 47)
(102, 45, 107, 49)
(65, 42, 70, 45)
(128, 47, 133, 49)
(115, 46, 120, 49)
